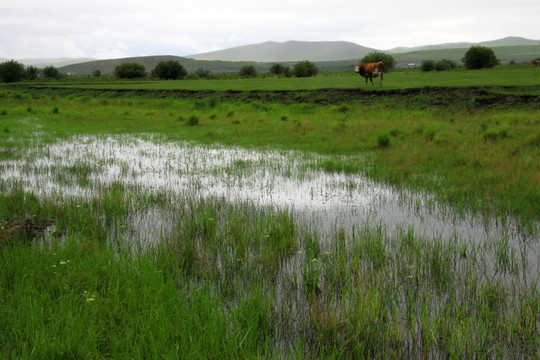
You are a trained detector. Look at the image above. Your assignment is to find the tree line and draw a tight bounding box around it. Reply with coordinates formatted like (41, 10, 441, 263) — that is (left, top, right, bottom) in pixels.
(0, 45, 523, 83)
(0, 60, 63, 83)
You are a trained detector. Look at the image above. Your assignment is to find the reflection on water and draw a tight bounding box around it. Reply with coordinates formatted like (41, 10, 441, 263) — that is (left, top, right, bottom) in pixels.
(2, 134, 538, 277)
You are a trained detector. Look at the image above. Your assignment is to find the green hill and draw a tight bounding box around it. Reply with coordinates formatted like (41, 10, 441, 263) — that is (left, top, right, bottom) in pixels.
(187, 40, 376, 62)
(57, 37, 540, 75)
(393, 45, 540, 66)
(58, 55, 273, 75)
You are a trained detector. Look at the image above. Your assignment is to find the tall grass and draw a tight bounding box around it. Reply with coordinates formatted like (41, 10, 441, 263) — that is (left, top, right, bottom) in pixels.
(1, 186, 538, 358)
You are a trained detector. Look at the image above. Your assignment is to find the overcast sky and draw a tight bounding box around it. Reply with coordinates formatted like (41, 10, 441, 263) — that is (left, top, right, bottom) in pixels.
(1, 0, 539, 59)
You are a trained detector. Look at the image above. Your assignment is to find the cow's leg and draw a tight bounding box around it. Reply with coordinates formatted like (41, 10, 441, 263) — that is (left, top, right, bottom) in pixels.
(369, 76, 374, 85)
(379, 72, 383, 86)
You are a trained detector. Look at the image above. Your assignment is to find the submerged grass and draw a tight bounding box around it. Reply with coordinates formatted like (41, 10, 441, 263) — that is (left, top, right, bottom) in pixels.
(0, 188, 538, 359)
(2, 85, 539, 220)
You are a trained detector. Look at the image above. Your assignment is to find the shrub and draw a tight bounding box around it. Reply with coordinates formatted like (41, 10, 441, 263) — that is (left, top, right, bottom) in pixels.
(269, 64, 291, 77)
(293, 60, 318, 77)
(42, 66, 60, 79)
(482, 130, 499, 142)
(239, 65, 257, 78)
(463, 46, 499, 70)
(193, 67, 211, 79)
(151, 60, 187, 80)
(114, 62, 146, 79)
(421, 60, 435, 72)
(434, 59, 457, 71)
(377, 134, 390, 148)
(0, 60, 26, 83)
(92, 70, 102, 77)
(26, 66, 39, 80)
(186, 114, 199, 126)
(337, 103, 349, 113)
(361, 52, 396, 71)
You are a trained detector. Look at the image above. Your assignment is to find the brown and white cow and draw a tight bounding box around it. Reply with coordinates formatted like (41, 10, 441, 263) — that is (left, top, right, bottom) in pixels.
(355, 62, 385, 85)
(535, 60, 540, 67)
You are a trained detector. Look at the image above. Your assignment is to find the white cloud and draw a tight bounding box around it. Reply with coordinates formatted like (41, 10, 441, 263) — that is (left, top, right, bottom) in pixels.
(0, 0, 539, 59)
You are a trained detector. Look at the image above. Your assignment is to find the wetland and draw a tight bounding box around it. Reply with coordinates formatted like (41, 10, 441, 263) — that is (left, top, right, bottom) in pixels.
(1, 76, 539, 358)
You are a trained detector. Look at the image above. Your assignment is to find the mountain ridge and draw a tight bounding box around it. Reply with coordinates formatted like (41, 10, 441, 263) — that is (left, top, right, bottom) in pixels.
(187, 40, 377, 62)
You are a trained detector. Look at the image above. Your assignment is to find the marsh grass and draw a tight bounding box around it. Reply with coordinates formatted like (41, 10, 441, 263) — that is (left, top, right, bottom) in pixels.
(0, 84, 539, 358)
(1, 187, 538, 359)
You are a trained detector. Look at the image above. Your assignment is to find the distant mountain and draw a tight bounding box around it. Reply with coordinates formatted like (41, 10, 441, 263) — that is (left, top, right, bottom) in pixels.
(188, 41, 377, 62)
(56, 36, 540, 75)
(58, 55, 273, 75)
(389, 36, 539, 53)
(8, 58, 96, 68)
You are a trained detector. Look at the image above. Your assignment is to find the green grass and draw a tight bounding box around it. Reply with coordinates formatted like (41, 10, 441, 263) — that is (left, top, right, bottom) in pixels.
(29, 66, 540, 92)
(1, 74, 539, 358)
(0, 188, 538, 359)
(1, 82, 538, 220)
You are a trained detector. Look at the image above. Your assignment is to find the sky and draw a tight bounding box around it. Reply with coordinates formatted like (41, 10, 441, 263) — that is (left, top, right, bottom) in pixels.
(1, 0, 539, 60)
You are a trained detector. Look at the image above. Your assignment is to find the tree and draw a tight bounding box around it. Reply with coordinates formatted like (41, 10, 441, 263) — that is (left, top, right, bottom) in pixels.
(269, 63, 291, 77)
(26, 66, 39, 80)
(193, 67, 211, 79)
(239, 65, 257, 78)
(42, 65, 60, 79)
(152, 60, 187, 80)
(114, 62, 146, 79)
(421, 60, 435, 72)
(463, 46, 499, 70)
(361, 52, 396, 71)
(434, 59, 457, 71)
(292, 60, 318, 77)
(92, 69, 102, 77)
(0, 60, 26, 83)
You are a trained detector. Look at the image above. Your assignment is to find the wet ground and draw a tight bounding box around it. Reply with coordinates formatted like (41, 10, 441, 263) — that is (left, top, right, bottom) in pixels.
(2, 135, 538, 279)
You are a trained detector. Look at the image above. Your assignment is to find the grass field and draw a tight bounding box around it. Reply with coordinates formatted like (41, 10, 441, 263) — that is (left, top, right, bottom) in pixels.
(1, 68, 539, 359)
(30, 66, 540, 92)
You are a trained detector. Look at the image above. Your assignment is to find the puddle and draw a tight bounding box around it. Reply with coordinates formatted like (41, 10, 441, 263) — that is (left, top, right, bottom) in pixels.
(1, 134, 539, 279)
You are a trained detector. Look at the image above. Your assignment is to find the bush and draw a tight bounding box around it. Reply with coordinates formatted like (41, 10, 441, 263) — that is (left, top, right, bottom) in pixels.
(92, 70, 102, 77)
(361, 52, 396, 71)
(186, 114, 199, 126)
(26, 66, 39, 80)
(193, 67, 211, 79)
(463, 46, 499, 70)
(377, 134, 390, 148)
(292, 60, 318, 77)
(434, 59, 457, 71)
(0, 60, 26, 83)
(269, 64, 291, 77)
(239, 65, 257, 78)
(482, 130, 499, 142)
(151, 60, 187, 80)
(114, 62, 146, 79)
(42, 66, 60, 79)
(421, 60, 435, 72)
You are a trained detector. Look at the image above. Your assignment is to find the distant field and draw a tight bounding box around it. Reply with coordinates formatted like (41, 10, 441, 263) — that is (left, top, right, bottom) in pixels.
(33, 66, 540, 92)
(393, 44, 540, 64)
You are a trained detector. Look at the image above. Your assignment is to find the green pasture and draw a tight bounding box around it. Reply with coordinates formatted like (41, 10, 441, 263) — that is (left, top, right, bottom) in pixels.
(32, 66, 540, 92)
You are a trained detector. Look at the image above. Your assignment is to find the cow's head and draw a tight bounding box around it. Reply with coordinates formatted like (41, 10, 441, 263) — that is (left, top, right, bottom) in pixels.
(354, 65, 360, 73)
